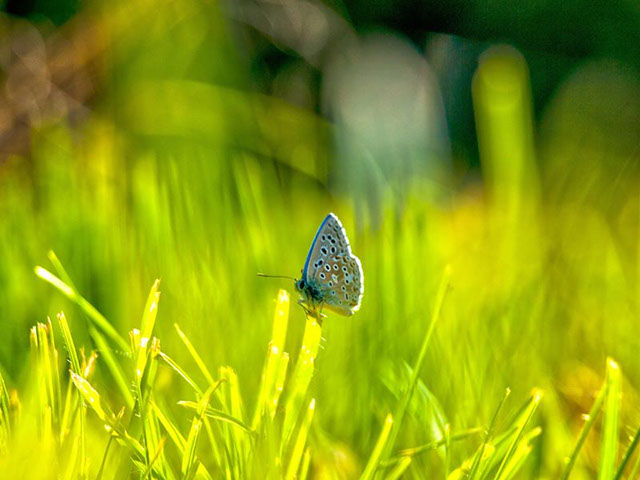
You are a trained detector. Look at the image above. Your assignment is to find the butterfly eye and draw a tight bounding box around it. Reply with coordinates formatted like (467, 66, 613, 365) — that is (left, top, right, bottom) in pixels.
(320, 273, 325, 279)
(321, 247, 328, 255)
(333, 264, 339, 270)
(324, 265, 331, 272)
(330, 246, 336, 254)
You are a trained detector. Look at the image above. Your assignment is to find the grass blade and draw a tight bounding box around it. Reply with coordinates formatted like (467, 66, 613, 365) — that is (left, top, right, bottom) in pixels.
(174, 323, 215, 385)
(389, 427, 482, 464)
(561, 369, 609, 480)
(135, 279, 161, 381)
(382, 266, 450, 463)
(181, 380, 223, 479)
(360, 413, 394, 480)
(299, 448, 311, 480)
(468, 388, 511, 480)
(34, 266, 129, 353)
(281, 311, 322, 453)
(178, 402, 254, 433)
(494, 389, 543, 480)
(0, 370, 11, 452)
(285, 398, 316, 480)
(36, 266, 134, 408)
(253, 289, 290, 430)
(598, 359, 621, 480)
(386, 456, 412, 480)
(614, 423, 640, 480)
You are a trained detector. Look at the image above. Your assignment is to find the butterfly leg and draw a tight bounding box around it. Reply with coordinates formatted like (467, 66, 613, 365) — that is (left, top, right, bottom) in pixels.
(297, 299, 325, 326)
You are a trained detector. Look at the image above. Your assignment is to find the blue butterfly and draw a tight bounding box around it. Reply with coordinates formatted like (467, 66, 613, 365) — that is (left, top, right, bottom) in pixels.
(295, 213, 364, 320)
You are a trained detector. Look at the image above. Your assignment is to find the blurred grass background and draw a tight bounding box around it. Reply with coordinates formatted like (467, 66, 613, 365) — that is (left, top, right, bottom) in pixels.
(1, 0, 640, 478)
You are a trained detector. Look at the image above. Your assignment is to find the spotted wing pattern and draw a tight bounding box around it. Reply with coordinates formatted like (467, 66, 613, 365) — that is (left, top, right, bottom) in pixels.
(304, 213, 364, 315)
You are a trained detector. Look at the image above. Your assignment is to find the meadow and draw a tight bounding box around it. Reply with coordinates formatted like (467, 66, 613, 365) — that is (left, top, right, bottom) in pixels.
(1, 0, 640, 479)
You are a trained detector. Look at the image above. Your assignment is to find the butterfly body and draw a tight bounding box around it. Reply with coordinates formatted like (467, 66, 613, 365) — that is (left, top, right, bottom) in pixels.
(295, 213, 364, 319)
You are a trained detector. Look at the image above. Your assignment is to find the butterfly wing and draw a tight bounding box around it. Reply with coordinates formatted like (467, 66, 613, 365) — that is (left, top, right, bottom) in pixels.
(304, 213, 364, 315)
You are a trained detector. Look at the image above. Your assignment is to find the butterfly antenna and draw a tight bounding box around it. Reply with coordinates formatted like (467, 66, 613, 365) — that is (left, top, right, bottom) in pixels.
(257, 273, 297, 280)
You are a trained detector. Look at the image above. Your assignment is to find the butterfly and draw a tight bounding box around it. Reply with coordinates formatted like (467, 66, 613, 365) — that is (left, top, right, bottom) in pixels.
(294, 213, 364, 321)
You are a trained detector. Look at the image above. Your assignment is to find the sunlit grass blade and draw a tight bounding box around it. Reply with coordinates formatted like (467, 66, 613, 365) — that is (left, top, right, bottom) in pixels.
(382, 266, 450, 462)
(34, 266, 129, 352)
(131, 280, 165, 479)
(386, 456, 412, 480)
(598, 358, 621, 480)
(299, 448, 311, 480)
(178, 401, 254, 433)
(253, 289, 290, 430)
(468, 388, 511, 480)
(140, 437, 167, 480)
(36, 322, 56, 425)
(56, 312, 87, 476)
(47, 250, 77, 291)
(157, 346, 223, 471)
(0, 370, 10, 452)
(152, 400, 187, 452)
(220, 366, 249, 475)
(494, 389, 543, 480)
(496, 426, 542, 480)
(62, 430, 81, 480)
(36, 266, 134, 408)
(135, 279, 161, 381)
(88, 325, 135, 409)
(285, 398, 315, 480)
(70, 371, 148, 463)
(174, 323, 215, 385)
(469, 391, 542, 479)
(444, 423, 451, 476)
(45, 317, 62, 429)
(360, 413, 393, 480)
(181, 380, 222, 479)
(628, 444, 640, 479)
(391, 427, 483, 463)
(57, 312, 81, 374)
(157, 351, 203, 395)
(171, 323, 223, 471)
(614, 423, 640, 480)
(560, 369, 608, 480)
(154, 400, 213, 478)
(281, 311, 321, 452)
(133, 337, 168, 478)
(70, 371, 111, 425)
(95, 433, 116, 480)
(271, 353, 289, 419)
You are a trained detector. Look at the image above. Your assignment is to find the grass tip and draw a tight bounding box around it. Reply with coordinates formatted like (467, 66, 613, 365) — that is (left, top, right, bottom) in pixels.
(277, 289, 290, 302)
(531, 388, 544, 402)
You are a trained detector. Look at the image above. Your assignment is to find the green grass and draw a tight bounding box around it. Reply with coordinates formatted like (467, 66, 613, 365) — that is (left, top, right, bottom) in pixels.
(1, 265, 548, 478)
(5, 259, 636, 478)
(1, 1, 640, 478)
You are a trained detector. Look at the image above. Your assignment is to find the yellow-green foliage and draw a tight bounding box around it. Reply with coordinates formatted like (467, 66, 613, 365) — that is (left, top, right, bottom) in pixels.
(0, 1, 640, 478)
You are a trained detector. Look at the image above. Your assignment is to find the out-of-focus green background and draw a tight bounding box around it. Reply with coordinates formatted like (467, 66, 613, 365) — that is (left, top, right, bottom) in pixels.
(2, 0, 640, 478)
